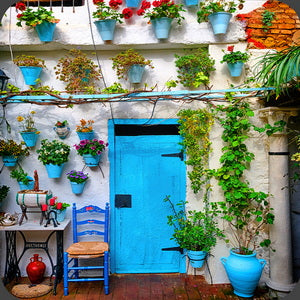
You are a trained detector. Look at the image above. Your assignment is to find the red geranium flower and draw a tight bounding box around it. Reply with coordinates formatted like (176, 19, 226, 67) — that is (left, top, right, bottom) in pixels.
(56, 202, 63, 210)
(227, 45, 234, 52)
(49, 196, 57, 206)
(141, 0, 151, 9)
(152, 0, 161, 7)
(137, 9, 145, 16)
(41, 204, 48, 212)
(109, 0, 122, 8)
(93, 0, 104, 4)
(16, 13, 23, 19)
(16, 2, 26, 11)
(122, 8, 133, 19)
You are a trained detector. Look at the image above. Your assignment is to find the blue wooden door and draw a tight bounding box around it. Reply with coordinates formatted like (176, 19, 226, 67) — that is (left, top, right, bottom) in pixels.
(109, 120, 186, 274)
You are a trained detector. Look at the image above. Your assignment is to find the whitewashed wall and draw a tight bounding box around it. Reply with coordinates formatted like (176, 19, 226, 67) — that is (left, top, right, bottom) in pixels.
(0, 0, 270, 284)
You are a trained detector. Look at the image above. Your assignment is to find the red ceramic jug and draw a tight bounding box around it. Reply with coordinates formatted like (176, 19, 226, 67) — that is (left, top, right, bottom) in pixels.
(26, 254, 46, 284)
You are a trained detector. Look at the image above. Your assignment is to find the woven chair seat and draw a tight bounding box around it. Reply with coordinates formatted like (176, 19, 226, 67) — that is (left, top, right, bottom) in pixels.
(66, 241, 108, 258)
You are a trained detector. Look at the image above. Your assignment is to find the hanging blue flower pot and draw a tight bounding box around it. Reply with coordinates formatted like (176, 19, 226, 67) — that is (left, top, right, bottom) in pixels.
(94, 19, 117, 41)
(19, 66, 42, 85)
(45, 163, 65, 178)
(70, 181, 86, 194)
(18, 176, 34, 191)
(126, 0, 141, 7)
(56, 209, 67, 222)
(184, 0, 198, 6)
(151, 17, 173, 39)
(208, 12, 232, 35)
(187, 250, 207, 268)
(220, 249, 266, 298)
(128, 64, 145, 84)
(35, 22, 57, 42)
(77, 131, 95, 141)
(2, 155, 18, 167)
(227, 62, 244, 77)
(82, 154, 101, 167)
(20, 131, 39, 147)
(53, 126, 70, 139)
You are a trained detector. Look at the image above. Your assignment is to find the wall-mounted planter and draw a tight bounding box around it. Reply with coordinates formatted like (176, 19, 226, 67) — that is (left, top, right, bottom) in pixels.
(208, 12, 232, 35)
(126, 0, 141, 8)
(19, 66, 42, 85)
(18, 176, 35, 191)
(94, 19, 117, 41)
(128, 64, 145, 84)
(70, 181, 86, 195)
(151, 17, 173, 39)
(2, 155, 18, 167)
(20, 131, 39, 147)
(77, 131, 95, 140)
(184, 0, 198, 6)
(227, 62, 244, 77)
(82, 154, 101, 167)
(53, 126, 70, 139)
(35, 22, 57, 42)
(45, 163, 65, 178)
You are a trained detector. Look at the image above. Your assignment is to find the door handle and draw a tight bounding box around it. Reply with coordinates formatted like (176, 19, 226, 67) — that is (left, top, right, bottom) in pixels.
(161, 151, 184, 161)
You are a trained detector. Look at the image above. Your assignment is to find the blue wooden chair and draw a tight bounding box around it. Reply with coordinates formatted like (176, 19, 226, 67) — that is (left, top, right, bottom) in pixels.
(63, 203, 110, 295)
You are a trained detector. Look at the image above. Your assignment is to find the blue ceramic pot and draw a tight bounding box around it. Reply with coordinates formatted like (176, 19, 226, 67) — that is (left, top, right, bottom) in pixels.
(56, 209, 67, 222)
(19, 66, 42, 85)
(187, 250, 207, 268)
(221, 249, 266, 298)
(126, 0, 141, 7)
(2, 155, 17, 167)
(128, 64, 145, 84)
(227, 62, 244, 77)
(77, 131, 95, 141)
(18, 176, 34, 190)
(151, 17, 173, 39)
(94, 19, 117, 41)
(184, 0, 198, 6)
(70, 181, 86, 194)
(20, 131, 39, 147)
(208, 12, 232, 35)
(35, 22, 57, 42)
(45, 163, 65, 178)
(83, 154, 101, 167)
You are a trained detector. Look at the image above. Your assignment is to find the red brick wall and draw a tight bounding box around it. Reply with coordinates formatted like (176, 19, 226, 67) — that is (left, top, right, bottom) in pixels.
(237, 0, 300, 50)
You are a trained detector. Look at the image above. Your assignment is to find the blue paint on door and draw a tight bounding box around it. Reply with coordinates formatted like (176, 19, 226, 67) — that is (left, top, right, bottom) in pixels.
(108, 119, 186, 274)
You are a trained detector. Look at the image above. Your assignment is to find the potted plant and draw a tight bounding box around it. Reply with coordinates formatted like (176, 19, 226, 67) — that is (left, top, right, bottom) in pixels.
(220, 45, 250, 77)
(137, 0, 186, 39)
(36, 139, 71, 178)
(10, 167, 34, 190)
(92, 0, 133, 41)
(13, 54, 46, 86)
(66, 170, 89, 194)
(15, 2, 60, 42)
(164, 194, 223, 268)
(53, 120, 70, 139)
(47, 196, 70, 222)
(174, 48, 215, 88)
(110, 48, 154, 84)
(54, 49, 102, 93)
(16, 110, 40, 147)
(0, 185, 9, 212)
(76, 119, 95, 140)
(197, 0, 245, 35)
(0, 139, 29, 166)
(74, 139, 108, 167)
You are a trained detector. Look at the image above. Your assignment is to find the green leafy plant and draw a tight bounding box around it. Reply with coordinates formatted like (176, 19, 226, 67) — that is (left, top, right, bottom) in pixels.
(110, 48, 154, 80)
(197, 0, 245, 23)
(174, 48, 215, 88)
(254, 46, 300, 99)
(212, 95, 275, 254)
(0, 185, 9, 207)
(101, 82, 129, 94)
(262, 10, 275, 32)
(137, 0, 186, 25)
(36, 139, 71, 165)
(54, 49, 102, 93)
(13, 55, 46, 68)
(164, 192, 223, 252)
(74, 139, 108, 156)
(221, 45, 250, 64)
(10, 167, 31, 184)
(177, 108, 214, 194)
(66, 170, 89, 184)
(0, 139, 29, 157)
(55, 120, 68, 127)
(15, 3, 60, 28)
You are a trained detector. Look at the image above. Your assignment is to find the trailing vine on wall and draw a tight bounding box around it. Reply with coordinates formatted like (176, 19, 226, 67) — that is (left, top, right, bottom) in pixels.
(177, 108, 214, 194)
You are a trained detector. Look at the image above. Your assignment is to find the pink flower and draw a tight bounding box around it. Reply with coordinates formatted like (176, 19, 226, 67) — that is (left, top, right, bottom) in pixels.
(122, 8, 133, 19)
(16, 2, 26, 11)
(227, 45, 234, 52)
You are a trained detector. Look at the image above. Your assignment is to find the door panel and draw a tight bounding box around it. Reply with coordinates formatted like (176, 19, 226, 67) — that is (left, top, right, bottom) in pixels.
(111, 128, 186, 274)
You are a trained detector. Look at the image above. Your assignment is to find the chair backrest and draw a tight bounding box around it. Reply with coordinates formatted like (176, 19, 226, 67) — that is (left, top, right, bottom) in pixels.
(72, 203, 109, 244)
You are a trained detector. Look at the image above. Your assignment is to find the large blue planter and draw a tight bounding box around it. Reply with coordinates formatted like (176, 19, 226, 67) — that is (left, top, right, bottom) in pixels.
(128, 64, 145, 84)
(18, 176, 34, 191)
(2, 155, 17, 167)
(151, 17, 173, 39)
(227, 62, 244, 77)
(208, 12, 232, 35)
(187, 250, 207, 268)
(20, 131, 39, 147)
(94, 19, 117, 41)
(45, 163, 65, 178)
(19, 66, 42, 85)
(126, 0, 141, 7)
(82, 154, 101, 167)
(77, 131, 95, 141)
(221, 249, 266, 298)
(35, 22, 57, 42)
(70, 181, 86, 194)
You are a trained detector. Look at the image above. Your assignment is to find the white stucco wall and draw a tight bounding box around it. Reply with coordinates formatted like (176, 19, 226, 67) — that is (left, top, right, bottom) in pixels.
(0, 0, 272, 283)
